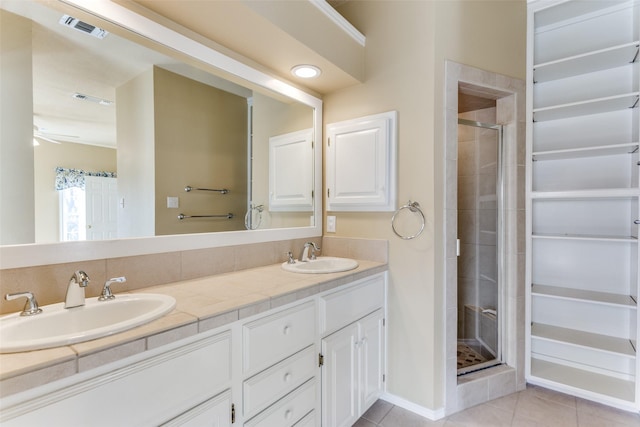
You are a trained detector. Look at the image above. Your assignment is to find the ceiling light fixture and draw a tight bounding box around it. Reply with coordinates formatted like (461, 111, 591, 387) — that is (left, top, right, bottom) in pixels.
(291, 64, 322, 79)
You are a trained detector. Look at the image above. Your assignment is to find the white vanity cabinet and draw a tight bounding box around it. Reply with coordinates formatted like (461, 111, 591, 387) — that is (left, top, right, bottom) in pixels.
(526, 0, 640, 411)
(0, 270, 387, 426)
(319, 274, 386, 427)
(0, 331, 233, 426)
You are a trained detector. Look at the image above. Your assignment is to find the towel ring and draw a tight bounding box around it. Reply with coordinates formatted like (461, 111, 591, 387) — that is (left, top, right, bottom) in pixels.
(391, 200, 425, 240)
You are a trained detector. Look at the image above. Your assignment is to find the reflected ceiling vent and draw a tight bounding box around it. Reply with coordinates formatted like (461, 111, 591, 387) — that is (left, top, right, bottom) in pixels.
(72, 92, 114, 106)
(59, 15, 108, 39)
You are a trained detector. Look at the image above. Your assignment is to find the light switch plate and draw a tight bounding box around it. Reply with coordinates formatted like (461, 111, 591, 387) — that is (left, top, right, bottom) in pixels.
(167, 197, 179, 208)
(326, 215, 336, 233)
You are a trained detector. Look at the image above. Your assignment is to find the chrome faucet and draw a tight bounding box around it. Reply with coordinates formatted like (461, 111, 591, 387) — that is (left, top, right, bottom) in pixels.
(5, 291, 42, 316)
(299, 242, 320, 262)
(99, 276, 126, 301)
(65, 270, 90, 309)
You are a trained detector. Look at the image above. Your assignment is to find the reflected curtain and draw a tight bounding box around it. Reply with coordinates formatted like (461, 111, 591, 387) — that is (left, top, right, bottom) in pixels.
(55, 167, 117, 190)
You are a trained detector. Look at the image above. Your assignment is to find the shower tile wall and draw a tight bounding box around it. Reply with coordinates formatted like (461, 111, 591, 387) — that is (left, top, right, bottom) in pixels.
(457, 107, 498, 357)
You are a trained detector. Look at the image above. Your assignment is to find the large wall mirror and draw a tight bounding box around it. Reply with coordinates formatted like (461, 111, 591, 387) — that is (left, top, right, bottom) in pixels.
(0, 0, 322, 268)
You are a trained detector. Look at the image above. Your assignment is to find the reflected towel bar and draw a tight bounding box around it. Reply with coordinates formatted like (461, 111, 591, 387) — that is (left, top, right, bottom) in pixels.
(184, 186, 229, 194)
(178, 213, 234, 220)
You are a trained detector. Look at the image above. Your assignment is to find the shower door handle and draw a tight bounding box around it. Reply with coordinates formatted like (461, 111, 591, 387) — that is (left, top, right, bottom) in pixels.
(456, 239, 461, 257)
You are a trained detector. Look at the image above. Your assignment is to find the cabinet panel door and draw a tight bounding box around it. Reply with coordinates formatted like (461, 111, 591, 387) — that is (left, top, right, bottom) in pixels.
(162, 390, 231, 427)
(359, 309, 385, 413)
(321, 323, 359, 427)
(1, 332, 231, 426)
(326, 111, 397, 212)
(269, 129, 314, 211)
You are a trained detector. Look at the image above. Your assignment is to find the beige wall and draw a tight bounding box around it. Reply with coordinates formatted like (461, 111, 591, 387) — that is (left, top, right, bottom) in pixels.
(153, 67, 248, 235)
(0, 10, 34, 245)
(325, 0, 526, 411)
(116, 68, 156, 238)
(34, 142, 116, 243)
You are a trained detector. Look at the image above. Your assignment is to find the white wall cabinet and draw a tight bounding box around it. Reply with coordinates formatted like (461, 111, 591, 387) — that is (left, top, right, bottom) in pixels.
(269, 129, 314, 212)
(526, 0, 640, 411)
(326, 111, 397, 212)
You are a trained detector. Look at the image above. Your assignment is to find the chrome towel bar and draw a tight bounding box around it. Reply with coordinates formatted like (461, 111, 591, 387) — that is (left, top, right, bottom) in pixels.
(184, 186, 229, 194)
(178, 213, 234, 220)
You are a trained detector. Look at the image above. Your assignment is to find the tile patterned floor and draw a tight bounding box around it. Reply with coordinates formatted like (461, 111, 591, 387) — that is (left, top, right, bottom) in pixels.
(354, 384, 640, 426)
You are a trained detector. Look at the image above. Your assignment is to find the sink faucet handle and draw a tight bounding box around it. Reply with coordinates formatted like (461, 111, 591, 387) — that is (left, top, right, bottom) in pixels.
(5, 291, 43, 316)
(286, 251, 296, 264)
(71, 270, 90, 287)
(99, 277, 126, 301)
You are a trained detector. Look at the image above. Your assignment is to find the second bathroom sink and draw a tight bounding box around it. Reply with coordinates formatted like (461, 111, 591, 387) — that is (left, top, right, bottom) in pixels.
(282, 257, 359, 274)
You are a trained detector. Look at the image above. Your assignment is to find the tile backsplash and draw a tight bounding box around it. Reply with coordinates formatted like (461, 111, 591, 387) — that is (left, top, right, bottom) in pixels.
(0, 236, 387, 315)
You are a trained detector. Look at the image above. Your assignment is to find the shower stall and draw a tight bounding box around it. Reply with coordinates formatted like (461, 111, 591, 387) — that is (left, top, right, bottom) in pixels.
(456, 112, 504, 376)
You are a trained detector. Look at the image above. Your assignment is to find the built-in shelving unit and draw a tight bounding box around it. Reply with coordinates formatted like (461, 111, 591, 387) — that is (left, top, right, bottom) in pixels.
(527, 0, 640, 411)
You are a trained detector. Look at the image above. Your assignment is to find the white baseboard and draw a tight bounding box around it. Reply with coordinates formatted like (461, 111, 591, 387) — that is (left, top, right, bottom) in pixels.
(380, 392, 446, 421)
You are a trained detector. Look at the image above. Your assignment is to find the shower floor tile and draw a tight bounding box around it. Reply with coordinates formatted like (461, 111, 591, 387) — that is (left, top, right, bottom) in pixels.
(457, 343, 487, 370)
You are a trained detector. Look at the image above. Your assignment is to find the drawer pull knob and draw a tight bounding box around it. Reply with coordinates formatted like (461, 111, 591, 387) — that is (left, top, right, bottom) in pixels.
(284, 409, 293, 420)
(283, 325, 291, 335)
(284, 372, 292, 382)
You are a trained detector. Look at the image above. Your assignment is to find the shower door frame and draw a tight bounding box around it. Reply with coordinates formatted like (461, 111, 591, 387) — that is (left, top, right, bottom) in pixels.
(456, 118, 505, 376)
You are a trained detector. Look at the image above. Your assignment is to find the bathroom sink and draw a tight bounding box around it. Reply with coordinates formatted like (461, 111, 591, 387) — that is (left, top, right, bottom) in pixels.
(0, 293, 176, 353)
(282, 257, 359, 274)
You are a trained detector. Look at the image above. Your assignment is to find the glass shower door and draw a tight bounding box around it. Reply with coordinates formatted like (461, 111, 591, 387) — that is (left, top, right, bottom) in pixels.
(457, 118, 503, 376)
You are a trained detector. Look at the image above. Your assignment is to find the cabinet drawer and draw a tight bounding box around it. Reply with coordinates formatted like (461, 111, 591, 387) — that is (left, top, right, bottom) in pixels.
(293, 410, 317, 427)
(243, 301, 315, 374)
(244, 345, 316, 418)
(320, 274, 385, 335)
(245, 379, 316, 427)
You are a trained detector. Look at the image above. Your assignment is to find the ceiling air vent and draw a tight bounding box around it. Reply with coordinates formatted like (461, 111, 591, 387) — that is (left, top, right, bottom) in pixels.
(59, 15, 108, 39)
(72, 93, 114, 106)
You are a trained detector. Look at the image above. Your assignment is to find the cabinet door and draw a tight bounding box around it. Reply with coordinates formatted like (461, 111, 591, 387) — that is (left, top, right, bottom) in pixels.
(359, 309, 385, 413)
(161, 390, 231, 427)
(326, 111, 397, 212)
(321, 323, 359, 427)
(269, 129, 314, 212)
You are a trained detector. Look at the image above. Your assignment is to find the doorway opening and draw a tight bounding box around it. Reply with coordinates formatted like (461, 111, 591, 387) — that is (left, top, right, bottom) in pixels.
(456, 116, 503, 376)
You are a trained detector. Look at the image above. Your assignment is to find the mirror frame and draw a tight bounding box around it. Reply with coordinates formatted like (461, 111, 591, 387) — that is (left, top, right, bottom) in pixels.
(0, 0, 322, 269)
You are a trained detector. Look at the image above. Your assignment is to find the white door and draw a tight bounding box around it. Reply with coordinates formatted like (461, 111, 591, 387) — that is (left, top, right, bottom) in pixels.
(85, 176, 118, 240)
(359, 310, 385, 413)
(321, 323, 359, 427)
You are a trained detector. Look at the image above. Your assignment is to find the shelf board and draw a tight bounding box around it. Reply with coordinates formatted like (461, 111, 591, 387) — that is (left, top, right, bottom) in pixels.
(531, 187, 640, 200)
(532, 323, 635, 357)
(534, 0, 632, 30)
(532, 233, 638, 243)
(530, 358, 636, 403)
(533, 92, 639, 122)
(534, 42, 639, 83)
(532, 142, 639, 161)
(532, 284, 636, 308)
